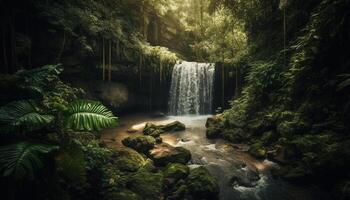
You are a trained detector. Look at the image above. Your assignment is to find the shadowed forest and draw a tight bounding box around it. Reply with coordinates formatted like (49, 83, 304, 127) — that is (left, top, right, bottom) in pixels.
(0, 0, 350, 199)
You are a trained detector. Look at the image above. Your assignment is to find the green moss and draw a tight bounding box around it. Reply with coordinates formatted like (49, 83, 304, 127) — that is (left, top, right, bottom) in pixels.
(128, 169, 163, 200)
(164, 163, 189, 180)
(114, 149, 146, 172)
(122, 135, 156, 154)
(186, 167, 219, 199)
(248, 142, 267, 159)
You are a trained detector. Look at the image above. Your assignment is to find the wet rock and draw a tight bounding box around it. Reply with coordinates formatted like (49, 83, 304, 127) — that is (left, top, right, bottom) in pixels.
(248, 142, 267, 159)
(186, 166, 219, 199)
(206, 127, 221, 139)
(126, 128, 138, 133)
(122, 135, 156, 154)
(155, 137, 163, 144)
(267, 145, 299, 164)
(230, 167, 260, 187)
(114, 149, 145, 172)
(162, 121, 186, 132)
(143, 122, 164, 137)
(168, 184, 188, 200)
(106, 189, 142, 200)
(128, 169, 163, 200)
(181, 137, 191, 142)
(205, 116, 223, 139)
(164, 163, 190, 181)
(150, 143, 191, 166)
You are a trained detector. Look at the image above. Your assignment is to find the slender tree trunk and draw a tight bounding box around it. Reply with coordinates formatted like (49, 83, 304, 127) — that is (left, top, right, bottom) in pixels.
(200, 0, 204, 36)
(139, 52, 142, 86)
(116, 40, 120, 61)
(102, 37, 105, 81)
(108, 40, 112, 82)
(55, 31, 66, 63)
(235, 66, 239, 98)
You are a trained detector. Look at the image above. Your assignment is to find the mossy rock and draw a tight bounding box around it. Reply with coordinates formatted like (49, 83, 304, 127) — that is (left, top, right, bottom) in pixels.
(248, 142, 267, 159)
(186, 167, 219, 199)
(162, 121, 186, 132)
(128, 169, 163, 200)
(206, 127, 221, 139)
(122, 135, 156, 154)
(143, 122, 164, 137)
(271, 163, 310, 181)
(114, 149, 146, 172)
(150, 143, 191, 166)
(106, 189, 142, 200)
(164, 163, 190, 180)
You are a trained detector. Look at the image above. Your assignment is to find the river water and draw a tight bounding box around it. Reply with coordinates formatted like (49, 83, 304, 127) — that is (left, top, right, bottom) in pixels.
(102, 113, 330, 200)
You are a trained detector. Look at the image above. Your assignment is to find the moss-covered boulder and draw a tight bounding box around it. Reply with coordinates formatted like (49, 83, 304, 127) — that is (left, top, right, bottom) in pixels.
(164, 163, 190, 181)
(150, 143, 191, 166)
(122, 135, 156, 154)
(248, 142, 267, 159)
(230, 168, 260, 187)
(106, 189, 142, 200)
(186, 167, 219, 199)
(143, 122, 164, 137)
(162, 121, 186, 132)
(271, 162, 311, 181)
(205, 116, 223, 139)
(206, 127, 221, 139)
(128, 169, 163, 200)
(114, 149, 146, 172)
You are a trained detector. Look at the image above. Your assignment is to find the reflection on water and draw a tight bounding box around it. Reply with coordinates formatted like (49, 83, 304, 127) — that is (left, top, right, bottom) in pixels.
(102, 114, 330, 200)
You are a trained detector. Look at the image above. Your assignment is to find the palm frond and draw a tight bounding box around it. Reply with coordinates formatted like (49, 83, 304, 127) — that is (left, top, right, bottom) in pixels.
(0, 142, 59, 180)
(64, 100, 118, 131)
(0, 100, 54, 132)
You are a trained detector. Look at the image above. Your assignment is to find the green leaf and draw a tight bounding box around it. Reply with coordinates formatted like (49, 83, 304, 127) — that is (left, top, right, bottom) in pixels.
(0, 142, 59, 180)
(65, 100, 118, 131)
(0, 100, 54, 132)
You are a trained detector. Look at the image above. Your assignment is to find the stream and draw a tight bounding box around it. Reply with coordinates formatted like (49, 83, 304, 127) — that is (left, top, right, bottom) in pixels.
(102, 113, 330, 200)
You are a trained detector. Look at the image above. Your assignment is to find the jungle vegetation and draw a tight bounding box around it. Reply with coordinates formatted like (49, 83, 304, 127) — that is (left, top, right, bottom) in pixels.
(0, 0, 350, 199)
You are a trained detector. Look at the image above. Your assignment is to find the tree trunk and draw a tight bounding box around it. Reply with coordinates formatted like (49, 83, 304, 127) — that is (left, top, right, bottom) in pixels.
(102, 37, 105, 81)
(10, 8, 16, 73)
(139, 52, 142, 86)
(108, 40, 112, 82)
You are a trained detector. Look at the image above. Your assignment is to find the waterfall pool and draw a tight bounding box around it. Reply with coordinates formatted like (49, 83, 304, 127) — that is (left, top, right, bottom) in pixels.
(102, 113, 330, 200)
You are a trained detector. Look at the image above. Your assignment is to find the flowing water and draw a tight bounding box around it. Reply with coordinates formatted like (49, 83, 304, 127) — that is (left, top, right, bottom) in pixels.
(102, 114, 330, 200)
(168, 61, 215, 115)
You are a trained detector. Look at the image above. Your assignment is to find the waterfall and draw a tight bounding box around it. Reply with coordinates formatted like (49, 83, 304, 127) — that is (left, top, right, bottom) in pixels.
(169, 61, 215, 115)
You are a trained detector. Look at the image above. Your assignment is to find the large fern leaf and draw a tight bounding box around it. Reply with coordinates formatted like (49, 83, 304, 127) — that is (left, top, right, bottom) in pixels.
(64, 100, 118, 131)
(0, 100, 54, 132)
(0, 142, 59, 180)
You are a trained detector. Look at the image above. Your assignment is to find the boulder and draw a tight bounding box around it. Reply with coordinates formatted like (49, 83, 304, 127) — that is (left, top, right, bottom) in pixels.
(150, 143, 191, 166)
(162, 121, 186, 132)
(230, 168, 260, 187)
(164, 163, 190, 181)
(248, 142, 267, 159)
(114, 149, 146, 172)
(128, 169, 163, 200)
(206, 127, 221, 139)
(122, 135, 156, 154)
(186, 166, 219, 199)
(143, 122, 164, 137)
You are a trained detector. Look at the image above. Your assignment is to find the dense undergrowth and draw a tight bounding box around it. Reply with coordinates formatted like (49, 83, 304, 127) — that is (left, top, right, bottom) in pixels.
(207, 0, 350, 198)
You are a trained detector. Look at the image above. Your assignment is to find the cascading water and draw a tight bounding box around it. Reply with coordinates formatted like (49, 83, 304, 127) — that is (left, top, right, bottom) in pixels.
(169, 61, 215, 115)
